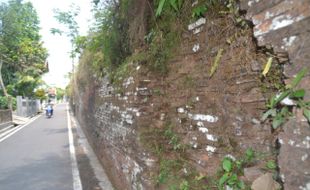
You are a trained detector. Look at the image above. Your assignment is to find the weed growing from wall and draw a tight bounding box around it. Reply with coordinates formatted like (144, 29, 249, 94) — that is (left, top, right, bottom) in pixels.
(217, 149, 254, 189)
(262, 68, 310, 128)
(86, 0, 131, 77)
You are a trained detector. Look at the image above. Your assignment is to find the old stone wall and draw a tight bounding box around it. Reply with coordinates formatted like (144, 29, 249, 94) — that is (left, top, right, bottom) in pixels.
(74, 1, 310, 189)
(73, 1, 154, 189)
(241, 0, 310, 189)
(0, 109, 12, 130)
(75, 9, 273, 190)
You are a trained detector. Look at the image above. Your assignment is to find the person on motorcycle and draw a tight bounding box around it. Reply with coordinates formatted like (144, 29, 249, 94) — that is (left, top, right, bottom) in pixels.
(46, 100, 54, 116)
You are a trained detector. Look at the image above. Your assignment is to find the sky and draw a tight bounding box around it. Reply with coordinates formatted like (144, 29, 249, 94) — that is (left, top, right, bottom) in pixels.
(1, 0, 93, 88)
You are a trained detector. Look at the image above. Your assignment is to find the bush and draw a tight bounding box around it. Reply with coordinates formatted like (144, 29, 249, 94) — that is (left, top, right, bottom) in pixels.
(0, 96, 16, 110)
(0, 96, 9, 109)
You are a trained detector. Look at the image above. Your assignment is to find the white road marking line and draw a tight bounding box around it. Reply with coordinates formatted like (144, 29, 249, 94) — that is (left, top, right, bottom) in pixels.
(0, 124, 14, 133)
(66, 104, 83, 190)
(0, 126, 19, 139)
(0, 114, 42, 143)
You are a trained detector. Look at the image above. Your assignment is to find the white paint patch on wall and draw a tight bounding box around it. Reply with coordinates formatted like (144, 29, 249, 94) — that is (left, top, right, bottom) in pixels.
(206, 134, 218, 142)
(282, 36, 297, 49)
(301, 154, 308, 161)
(192, 44, 200, 52)
(206, 145, 216, 153)
(199, 127, 209, 133)
(193, 27, 203, 34)
(123, 77, 134, 88)
(188, 18, 206, 31)
(177, 107, 186, 113)
(248, 0, 254, 7)
(265, 11, 275, 20)
(254, 15, 305, 37)
(188, 113, 219, 123)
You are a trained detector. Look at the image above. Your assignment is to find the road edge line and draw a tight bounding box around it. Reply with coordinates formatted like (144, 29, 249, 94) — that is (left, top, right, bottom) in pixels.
(66, 104, 83, 190)
(0, 114, 42, 143)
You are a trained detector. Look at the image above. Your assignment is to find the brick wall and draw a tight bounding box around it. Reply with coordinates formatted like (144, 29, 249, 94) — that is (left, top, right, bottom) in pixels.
(74, 1, 310, 189)
(74, 12, 273, 190)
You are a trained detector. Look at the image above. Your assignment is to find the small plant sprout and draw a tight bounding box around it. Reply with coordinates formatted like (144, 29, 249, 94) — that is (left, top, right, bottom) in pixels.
(266, 160, 277, 170)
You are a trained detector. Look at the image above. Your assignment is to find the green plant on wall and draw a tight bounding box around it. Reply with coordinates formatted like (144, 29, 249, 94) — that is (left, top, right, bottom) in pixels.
(262, 68, 310, 128)
(218, 148, 254, 189)
(155, 0, 184, 17)
(192, 5, 208, 18)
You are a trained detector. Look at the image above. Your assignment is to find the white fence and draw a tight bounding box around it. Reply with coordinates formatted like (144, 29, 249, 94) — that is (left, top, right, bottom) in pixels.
(16, 96, 40, 117)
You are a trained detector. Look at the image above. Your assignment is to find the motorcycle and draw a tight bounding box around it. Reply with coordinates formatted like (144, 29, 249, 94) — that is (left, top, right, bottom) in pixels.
(46, 106, 53, 118)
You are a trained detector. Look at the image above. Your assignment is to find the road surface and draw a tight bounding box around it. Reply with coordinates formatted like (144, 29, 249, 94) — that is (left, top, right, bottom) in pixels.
(0, 104, 79, 190)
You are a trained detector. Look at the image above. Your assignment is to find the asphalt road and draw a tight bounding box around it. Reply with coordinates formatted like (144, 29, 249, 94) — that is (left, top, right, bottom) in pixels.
(0, 104, 75, 190)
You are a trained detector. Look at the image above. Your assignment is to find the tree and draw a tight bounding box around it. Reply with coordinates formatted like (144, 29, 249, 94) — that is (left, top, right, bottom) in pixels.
(51, 4, 80, 61)
(0, 0, 48, 97)
(34, 88, 47, 101)
(51, 4, 81, 110)
(0, 59, 12, 110)
(56, 87, 65, 100)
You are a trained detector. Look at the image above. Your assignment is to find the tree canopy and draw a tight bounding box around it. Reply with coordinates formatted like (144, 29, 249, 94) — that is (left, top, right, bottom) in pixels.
(0, 0, 48, 97)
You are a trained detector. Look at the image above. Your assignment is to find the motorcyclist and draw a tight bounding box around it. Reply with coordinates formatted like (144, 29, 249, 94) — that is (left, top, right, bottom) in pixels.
(45, 100, 54, 116)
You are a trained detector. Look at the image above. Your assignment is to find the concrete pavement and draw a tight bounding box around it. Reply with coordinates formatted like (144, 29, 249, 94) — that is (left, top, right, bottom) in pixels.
(0, 104, 74, 190)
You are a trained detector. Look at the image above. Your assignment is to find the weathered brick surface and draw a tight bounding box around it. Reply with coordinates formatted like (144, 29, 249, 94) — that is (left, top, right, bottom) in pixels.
(74, 14, 274, 190)
(74, 75, 154, 190)
(73, 1, 309, 189)
(241, 0, 310, 189)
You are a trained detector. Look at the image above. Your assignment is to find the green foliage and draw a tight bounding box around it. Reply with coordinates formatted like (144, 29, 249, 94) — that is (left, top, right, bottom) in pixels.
(0, 96, 16, 110)
(222, 158, 232, 172)
(0, 96, 9, 109)
(218, 149, 254, 189)
(157, 158, 183, 184)
(56, 88, 65, 100)
(155, 0, 183, 17)
(266, 160, 277, 170)
(65, 83, 73, 99)
(192, 5, 208, 18)
(76, 0, 183, 83)
(0, 0, 48, 96)
(219, 0, 248, 27)
(86, 0, 131, 77)
(262, 68, 310, 128)
(52, 4, 80, 59)
(34, 89, 46, 101)
(164, 125, 184, 151)
(110, 61, 130, 86)
(179, 180, 189, 190)
(14, 75, 44, 97)
(146, 13, 182, 75)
